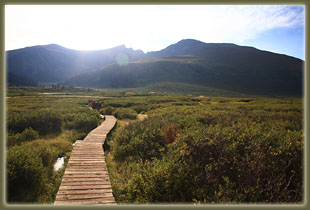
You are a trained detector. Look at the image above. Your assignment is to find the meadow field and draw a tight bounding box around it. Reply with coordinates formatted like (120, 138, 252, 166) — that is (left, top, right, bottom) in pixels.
(5, 86, 304, 204)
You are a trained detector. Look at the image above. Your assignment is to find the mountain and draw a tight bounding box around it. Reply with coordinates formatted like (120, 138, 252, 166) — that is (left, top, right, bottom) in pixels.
(6, 44, 144, 82)
(65, 39, 303, 97)
(6, 39, 304, 97)
(7, 72, 38, 87)
(146, 39, 234, 58)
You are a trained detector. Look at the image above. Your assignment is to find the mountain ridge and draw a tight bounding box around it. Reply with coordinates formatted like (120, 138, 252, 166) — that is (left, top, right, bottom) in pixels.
(6, 43, 145, 82)
(6, 39, 304, 97)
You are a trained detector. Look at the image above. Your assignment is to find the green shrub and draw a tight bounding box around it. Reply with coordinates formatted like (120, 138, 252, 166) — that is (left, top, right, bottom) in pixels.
(132, 105, 149, 113)
(63, 111, 100, 133)
(73, 114, 99, 133)
(112, 118, 166, 162)
(8, 111, 62, 135)
(7, 144, 50, 202)
(126, 159, 192, 203)
(6, 138, 70, 203)
(100, 106, 115, 115)
(8, 127, 39, 147)
(21, 127, 39, 141)
(112, 108, 137, 120)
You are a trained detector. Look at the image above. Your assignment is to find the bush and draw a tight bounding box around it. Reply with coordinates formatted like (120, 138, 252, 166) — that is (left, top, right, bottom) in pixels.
(126, 159, 192, 203)
(132, 105, 149, 113)
(6, 137, 71, 203)
(159, 123, 180, 144)
(7, 144, 50, 202)
(8, 127, 39, 147)
(71, 114, 99, 133)
(112, 118, 166, 162)
(112, 108, 137, 120)
(174, 123, 304, 203)
(21, 127, 39, 141)
(100, 106, 115, 115)
(63, 111, 100, 133)
(8, 111, 62, 135)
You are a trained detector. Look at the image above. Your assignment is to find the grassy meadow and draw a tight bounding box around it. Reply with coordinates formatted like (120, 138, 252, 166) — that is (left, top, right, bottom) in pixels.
(5, 86, 304, 204)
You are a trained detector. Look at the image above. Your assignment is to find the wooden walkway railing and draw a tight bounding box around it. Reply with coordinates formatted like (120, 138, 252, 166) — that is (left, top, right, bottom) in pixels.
(54, 115, 117, 205)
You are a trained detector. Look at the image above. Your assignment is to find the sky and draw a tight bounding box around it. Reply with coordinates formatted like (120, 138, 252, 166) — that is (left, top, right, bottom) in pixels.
(5, 5, 305, 60)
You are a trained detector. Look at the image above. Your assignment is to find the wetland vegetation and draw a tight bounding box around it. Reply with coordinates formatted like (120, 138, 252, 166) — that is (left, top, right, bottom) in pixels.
(5, 86, 304, 204)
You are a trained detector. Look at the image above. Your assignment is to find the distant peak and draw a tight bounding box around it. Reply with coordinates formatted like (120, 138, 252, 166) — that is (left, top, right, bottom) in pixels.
(113, 44, 126, 49)
(175, 39, 238, 47)
(179, 39, 200, 42)
(176, 39, 204, 44)
(41, 43, 66, 49)
(46, 43, 62, 47)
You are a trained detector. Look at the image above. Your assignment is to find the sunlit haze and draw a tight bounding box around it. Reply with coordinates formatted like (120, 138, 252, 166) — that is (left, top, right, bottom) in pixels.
(5, 5, 305, 59)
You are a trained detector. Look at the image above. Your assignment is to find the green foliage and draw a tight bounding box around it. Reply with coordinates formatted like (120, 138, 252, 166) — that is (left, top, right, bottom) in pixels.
(100, 106, 116, 115)
(112, 118, 165, 162)
(8, 110, 62, 135)
(6, 90, 303, 204)
(63, 111, 100, 133)
(7, 142, 53, 202)
(7, 97, 101, 137)
(7, 133, 73, 203)
(112, 108, 137, 120)
(107, 97, 303, 204)
(8, 127, 39, 147)
(126, 158, 192, 203)
(6, 95, 101, 203)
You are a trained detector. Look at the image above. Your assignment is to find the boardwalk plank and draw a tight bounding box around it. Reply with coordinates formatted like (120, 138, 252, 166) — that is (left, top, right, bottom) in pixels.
(62, 177, 109, 182)
(54, 200, 116, 205)
(59, 185, 113, 190)
(57, 189, 113, 195)
(56, 193, 114, 200)
(62, 175, 108, 178)
(60, 181, 112, 186)
(64, 171, 109, 175)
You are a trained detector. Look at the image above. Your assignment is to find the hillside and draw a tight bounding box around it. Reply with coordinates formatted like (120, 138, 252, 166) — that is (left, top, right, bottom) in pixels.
(66, 40, 304, 97)
(7, 72, 38, 87)
(6, 44, 144, 82)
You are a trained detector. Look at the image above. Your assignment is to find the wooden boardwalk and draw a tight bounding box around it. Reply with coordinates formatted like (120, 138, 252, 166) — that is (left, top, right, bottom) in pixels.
(54, 115, 117, 205)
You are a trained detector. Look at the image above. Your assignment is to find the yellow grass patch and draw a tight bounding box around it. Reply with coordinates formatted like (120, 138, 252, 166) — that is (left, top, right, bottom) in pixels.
(137, 114, 148, 121)
(125, 92, 135, 95)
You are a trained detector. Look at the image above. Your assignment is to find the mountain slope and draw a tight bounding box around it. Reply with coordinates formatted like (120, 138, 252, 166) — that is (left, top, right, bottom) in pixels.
(7, 72, 38, 87)
(66, 40, 303, 97)
(6, 44, 144, 82)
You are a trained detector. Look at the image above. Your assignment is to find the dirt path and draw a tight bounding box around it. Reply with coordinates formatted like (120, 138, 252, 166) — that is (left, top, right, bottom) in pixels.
(6, 94, 107, 99)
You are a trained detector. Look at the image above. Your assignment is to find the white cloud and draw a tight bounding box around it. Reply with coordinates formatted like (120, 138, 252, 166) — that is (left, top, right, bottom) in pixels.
(5, 5, 304, 52)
